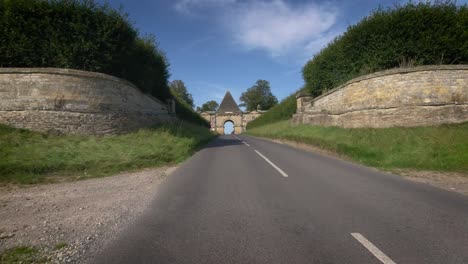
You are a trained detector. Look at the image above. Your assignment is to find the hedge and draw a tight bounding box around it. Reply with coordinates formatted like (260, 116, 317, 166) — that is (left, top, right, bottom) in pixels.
(303, 1, 468, 96)
(174, 98, 210, 127)
(246, 93, 296, 130)
(0, 0, 171, 101)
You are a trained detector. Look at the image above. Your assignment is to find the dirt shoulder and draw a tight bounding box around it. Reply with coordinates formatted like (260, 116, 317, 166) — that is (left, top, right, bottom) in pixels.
(0, 166, 176, 263)
(263, 137, 468, 196)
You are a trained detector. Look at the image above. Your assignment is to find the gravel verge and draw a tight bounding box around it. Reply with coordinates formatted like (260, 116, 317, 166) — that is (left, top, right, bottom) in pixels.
(0, 166, 176, 263)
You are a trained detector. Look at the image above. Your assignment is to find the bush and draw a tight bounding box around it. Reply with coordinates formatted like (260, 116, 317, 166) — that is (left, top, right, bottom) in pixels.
(0, 0, 171, 100)
(302, 1, 468, 96)
(174, 98, 210, 127)
(246, 93, 296, 130)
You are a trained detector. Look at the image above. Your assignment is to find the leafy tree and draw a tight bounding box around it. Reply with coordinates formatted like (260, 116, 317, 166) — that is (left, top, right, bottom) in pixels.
(200, 100, 219, 112)
(240, 80, 278, 111)
(169, 80, 194, 108)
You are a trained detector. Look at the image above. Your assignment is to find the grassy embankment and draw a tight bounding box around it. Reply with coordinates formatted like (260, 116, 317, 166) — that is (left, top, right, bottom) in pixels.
(0, 123, 214, 185)
(246, 121, 468, 173)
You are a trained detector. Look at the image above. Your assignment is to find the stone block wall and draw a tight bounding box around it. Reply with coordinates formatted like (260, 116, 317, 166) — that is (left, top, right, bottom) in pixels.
(0, 68, 176, 134)
(293, 65, 468, 128)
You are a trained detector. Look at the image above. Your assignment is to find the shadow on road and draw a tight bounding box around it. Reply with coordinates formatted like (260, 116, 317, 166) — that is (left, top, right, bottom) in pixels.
(202, 135, 243, 149)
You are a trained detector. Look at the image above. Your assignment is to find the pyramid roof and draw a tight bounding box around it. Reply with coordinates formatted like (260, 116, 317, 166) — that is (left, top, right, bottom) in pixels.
(217, 91, 241, 114)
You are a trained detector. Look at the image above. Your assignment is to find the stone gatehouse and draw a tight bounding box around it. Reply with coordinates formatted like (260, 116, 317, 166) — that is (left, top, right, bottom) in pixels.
(200, 91, 265, 134)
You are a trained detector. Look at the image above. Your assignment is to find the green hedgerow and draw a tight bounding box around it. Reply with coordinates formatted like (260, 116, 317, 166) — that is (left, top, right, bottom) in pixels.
(0, 0, 171, 101)
(246, 93, 297, 130)
(302, 1, 468, 96)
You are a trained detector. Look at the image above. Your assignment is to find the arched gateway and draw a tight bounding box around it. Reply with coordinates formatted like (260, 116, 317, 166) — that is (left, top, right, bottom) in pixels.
(199, 91, 266, 134)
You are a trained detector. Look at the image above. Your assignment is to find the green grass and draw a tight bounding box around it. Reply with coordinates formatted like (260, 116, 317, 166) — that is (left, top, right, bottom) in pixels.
(54, 243, 67, 250)
(0, 122, 215, 184)
(0, 247, 47, 264)
(246, 93, 297, 130)
(245, 121, 468, 173)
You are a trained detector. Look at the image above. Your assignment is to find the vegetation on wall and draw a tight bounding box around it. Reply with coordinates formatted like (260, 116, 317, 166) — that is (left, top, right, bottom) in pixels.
(0, 0, 171, 100)
(174, 98, 210, 127)
(303, 1, 468, 96)
(0, 0, 208, 125)
(246, 93, 296, 130)
(169, 80, 195, 108)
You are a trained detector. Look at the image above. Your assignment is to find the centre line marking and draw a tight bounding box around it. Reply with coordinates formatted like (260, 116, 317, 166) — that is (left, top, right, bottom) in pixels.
(234, 135, 250, 146)
(351, 233, 397, 264)
(254, 150, 288, 177)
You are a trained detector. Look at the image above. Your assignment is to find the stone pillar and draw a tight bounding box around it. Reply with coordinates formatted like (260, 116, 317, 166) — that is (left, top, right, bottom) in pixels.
(167, 99, 176, 114)
(234, 125, 243, 134)
(296, 91, 313, 114)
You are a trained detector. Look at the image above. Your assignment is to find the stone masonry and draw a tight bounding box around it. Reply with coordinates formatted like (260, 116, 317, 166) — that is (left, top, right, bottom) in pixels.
(199, 91, 265, 134)
(0, 68, 176, 134)
(293, 65, 468, 128)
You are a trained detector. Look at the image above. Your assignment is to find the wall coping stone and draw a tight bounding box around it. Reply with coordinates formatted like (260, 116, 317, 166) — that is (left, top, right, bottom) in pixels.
(303, 64, 468, 101)
(296, 90, 312, 98)
(0, 67, 167, 105)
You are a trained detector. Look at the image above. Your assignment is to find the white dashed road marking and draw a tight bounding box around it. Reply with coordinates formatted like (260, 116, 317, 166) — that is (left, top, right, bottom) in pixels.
(234, 135, 250, 146)
(351, 233, 397, 264)
(254, 150, 288, 177)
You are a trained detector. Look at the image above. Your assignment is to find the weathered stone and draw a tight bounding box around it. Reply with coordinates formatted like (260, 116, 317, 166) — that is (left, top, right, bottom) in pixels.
(199, 91, 265, 134)
(0, 68, 177, 134)
(293, 65, 468, 128)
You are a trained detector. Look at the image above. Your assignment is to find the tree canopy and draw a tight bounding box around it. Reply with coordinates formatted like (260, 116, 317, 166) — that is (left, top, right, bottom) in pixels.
(200, 100, 219, 112)
(239, 80, 278, 111)
(169, 80, 194, 108)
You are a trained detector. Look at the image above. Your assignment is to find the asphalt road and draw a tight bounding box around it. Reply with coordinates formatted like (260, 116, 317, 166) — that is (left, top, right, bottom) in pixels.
(94, 135, 468, 264)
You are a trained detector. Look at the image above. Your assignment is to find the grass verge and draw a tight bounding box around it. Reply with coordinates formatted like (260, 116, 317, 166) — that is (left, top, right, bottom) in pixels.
(245, 121, 468, 173)
(0, 122, 215, 185)
(0, 246, 47, 264)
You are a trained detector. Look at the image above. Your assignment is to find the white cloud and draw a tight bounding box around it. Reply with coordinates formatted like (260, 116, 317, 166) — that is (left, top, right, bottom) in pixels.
(174, 0, 340, 60)
(225, 1, 338, 57)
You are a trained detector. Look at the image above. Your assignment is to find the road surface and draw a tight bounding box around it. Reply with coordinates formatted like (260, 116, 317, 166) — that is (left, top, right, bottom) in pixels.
(94, 135, 468, 264)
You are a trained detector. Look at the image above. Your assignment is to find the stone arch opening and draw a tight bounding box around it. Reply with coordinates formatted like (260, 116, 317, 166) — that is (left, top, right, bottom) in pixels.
(223, 120, 235, 135)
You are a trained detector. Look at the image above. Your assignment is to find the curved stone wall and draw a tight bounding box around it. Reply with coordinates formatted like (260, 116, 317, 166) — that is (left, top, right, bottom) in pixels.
(0, 68, 175, 134)
(293, 65, 468, 128)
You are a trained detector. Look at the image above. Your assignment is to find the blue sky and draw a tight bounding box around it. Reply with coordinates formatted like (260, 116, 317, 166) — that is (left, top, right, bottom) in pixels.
(99, 0, 467, 108)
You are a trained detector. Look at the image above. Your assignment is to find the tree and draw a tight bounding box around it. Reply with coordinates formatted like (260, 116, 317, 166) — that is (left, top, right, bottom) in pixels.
(169, 80, 194, 108)
(239, 80, 278, 111)
(200, 100, 219, 112)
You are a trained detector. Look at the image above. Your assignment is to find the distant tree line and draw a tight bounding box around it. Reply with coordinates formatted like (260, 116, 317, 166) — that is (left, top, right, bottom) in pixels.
(303, 1, 468, 96)
(0, 0, 208, 126)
